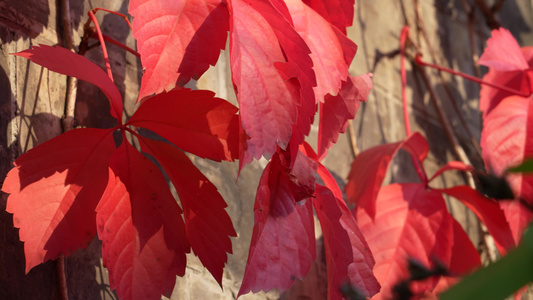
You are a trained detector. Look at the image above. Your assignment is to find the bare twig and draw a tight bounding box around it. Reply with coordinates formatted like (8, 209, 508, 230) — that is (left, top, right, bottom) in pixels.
(61, 0, 77, 134)
(473, 0, 501, 29)
(347, 120, 358, 158)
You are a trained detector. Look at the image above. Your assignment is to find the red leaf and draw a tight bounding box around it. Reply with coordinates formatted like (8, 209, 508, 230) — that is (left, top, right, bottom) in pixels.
(127, 88, 239, 161)
(318, 74, 372, 160)
(238, 151, 316, 296)
(439, 185, 515, 254)
(302, 0, 354, 34)
(2, 128, 116, 272)
(345, 132, 429, 218)
(447, 218, 481, 275)
(137, 136, 235, 285)
(96, 142, 189, 300)
(14, 45, 123, 121)
(313, 185, 380, 299)
(478, 28, 529, 72)
(481, 96, 533, 204)
(478, 31, 533, 117)
(228, 0, 315, 161)
(355, 183, 454, 299)
(499, 200, 533, 245)
(130, 0, 229, 100)
(286, 0, 356, 103)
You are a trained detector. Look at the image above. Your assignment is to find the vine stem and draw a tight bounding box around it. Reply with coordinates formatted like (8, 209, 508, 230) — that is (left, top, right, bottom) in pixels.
(88, 10, 114, 83)
(415, 55, 530, 97)
(400, 25, 427, 184)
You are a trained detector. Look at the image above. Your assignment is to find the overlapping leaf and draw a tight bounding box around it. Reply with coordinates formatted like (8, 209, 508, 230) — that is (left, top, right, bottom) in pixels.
(238, 150, 317, 296)
(314, 185, 380, 299)
(138, 137, 236, 284)
(2, 128, 115, 272)
(96, 143, 189, 299)
(130, 0, 229, 100)
(127, 88, 239, 161)
(478, 28, 533, 117)
(302, 0, 355, 34)
(319, 74, 372, 160)
(228, 0, 316, 163)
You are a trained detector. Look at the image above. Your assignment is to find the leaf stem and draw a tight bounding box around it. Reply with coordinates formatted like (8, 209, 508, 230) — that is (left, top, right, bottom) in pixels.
(400, 26, 411, 136)
(88, 10, 114, 83)
(415, 55, 530, 97)
(92, 8, 133, 31)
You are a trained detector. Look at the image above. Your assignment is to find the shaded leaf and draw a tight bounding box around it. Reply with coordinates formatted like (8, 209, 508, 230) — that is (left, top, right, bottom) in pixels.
(440, 185, 515, 254)
(500, 200, 533, 245)
(96, 142, 189, 300)
(127, 88, 239, 161)
(14, 45, 123, 120)
(302, 0, 354, 34)
(2, 128, 115, 272)
(318, 74, 372, 160)
(130, 0, 229, 100)
(138, 136, 235, 285)
(313, 185, 380, 299)
(238, 151, 316, 296)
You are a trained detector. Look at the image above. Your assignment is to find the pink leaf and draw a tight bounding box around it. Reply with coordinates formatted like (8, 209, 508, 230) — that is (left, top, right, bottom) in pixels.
(439, 185, 515, 254)
(2, 128, 115, 272)
(313, 185, 380, 299)
(238, 151, 316, 296)
(130, 0, 229, 100)
(345, 132, 429, 218)
(479, 46, 533, 118)
(14, 45, 123, 121)
(318, 74, 372, 160)
(302, 0, 354, 34)
(228, 0, 315, 161)
(96, 142, 189, 300)
(478, 28, 529, 72)
(127, 88, 239, 161)
(355, 183, 454, 300)
(138, 136, 235, 285)
(481, 96, 533, 204)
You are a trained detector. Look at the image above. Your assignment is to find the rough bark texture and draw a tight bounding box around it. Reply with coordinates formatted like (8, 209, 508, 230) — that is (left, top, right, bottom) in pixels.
(0, 0, 531, 299)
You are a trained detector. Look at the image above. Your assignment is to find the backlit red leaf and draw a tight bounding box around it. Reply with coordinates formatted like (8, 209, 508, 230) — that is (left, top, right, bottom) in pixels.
(228, 0, 314, 162)
(355, 183, 454, 299)
(439, 185, 515, 254)
(127, 88, 239, 161)
(138, 136, 235, 285)
(238, 151, 316, 296)
(286, 0, 356, 105)
(478, 28, 529, 72)
(96, 142, 189, 300)
(302, 0, 354, 34)
(345, 132, 428, 218)
(14, 45, 123, 121)
(313, 185, 380, 299)
(481, 96, 533, 204)
(318, 74, 372, 160)
(2, 128, 115, 272)
(130, 0, 229, 100)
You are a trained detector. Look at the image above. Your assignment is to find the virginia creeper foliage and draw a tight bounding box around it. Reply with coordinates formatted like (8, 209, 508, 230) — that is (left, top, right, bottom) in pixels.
(4, 0, 533, 299)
